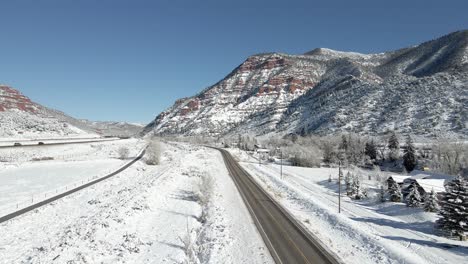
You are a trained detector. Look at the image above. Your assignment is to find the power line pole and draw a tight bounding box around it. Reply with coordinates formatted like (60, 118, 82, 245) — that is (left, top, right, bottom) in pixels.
(338, 160, 342, 214)
(280, 149, 283, 180)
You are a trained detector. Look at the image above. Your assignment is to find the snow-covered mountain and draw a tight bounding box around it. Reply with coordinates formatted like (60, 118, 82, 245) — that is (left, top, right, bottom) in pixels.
(143, 30, 468, 138)
(0, 86, 142, 138)
(0, 85, 93, 138)
(78, 120, 144, 138)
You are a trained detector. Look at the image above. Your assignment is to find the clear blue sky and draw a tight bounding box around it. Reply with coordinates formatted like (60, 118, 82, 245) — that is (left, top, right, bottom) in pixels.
(1, 0, 467, 123)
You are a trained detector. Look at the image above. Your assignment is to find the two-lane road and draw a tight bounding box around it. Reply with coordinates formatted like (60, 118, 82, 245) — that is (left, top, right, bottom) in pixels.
(217, 148, 340, 264)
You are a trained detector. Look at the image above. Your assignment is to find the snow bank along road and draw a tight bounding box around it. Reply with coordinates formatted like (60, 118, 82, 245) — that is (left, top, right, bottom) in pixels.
(0, 147, 146, 223)
(217, 148, 340, 264)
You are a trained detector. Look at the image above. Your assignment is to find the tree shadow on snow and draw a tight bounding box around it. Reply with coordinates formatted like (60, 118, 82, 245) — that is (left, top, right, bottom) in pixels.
(158, 240, 185, 251)
(351, 216, 437, 236)
(317, 179, 340, 193)
(158, 208, 200, 222)
(373, 203, 425, 217)
(170, 189, 200, 202)
(383, 236, 468, 257)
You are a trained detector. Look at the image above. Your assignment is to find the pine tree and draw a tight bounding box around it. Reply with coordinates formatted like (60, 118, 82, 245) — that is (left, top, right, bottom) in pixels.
(365, 140, 377, 160)
(424, 188, 440, 213)
(345, 172, 352, 196)
(352, 175, 364, 200)
(403, 135, 417, 172)
(339, 134, 348, 151)
(406, 182, 423, 207)
(388, 131, 400, 161)
(380, 185, 386, 202)
(387, 177, 402, 202)
(437, 176, 468, 237)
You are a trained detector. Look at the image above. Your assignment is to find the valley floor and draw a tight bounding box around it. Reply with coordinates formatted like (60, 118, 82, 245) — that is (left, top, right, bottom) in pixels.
(3, 141, 466, 264)
(0, 139, 145, 215)
(0, 142, 272, 264)
(228, 148, 468, 264)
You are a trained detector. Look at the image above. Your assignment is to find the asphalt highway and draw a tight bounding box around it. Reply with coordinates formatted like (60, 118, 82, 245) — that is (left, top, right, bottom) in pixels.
(217, 148, 340, 264)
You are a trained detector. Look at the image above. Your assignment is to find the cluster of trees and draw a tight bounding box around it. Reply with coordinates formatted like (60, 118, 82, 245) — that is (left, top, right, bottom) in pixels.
(344, 172, 365, 200)
(386, 176, 468, 239)
(430, 140, 468, 176)
(236, 135, 258, 151)
(244, 132, 413, 171)
(249, 131, 466, 177)
(386, 177, 439, 209)
(165, 131, 467, 177)
(250, 135, 322, 167)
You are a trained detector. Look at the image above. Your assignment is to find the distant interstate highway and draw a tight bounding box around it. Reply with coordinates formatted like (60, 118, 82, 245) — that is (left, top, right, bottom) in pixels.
(0, 137, 121, 148)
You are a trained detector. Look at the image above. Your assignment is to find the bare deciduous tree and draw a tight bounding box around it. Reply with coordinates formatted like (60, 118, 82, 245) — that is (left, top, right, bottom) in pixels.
(432, 140, 467, 176)
(145, 139, 162, 165)
(118, 146, 130, 160)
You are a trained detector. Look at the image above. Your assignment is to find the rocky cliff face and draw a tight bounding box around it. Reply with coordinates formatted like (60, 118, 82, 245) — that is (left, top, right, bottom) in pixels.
(0, 85, 39, 113)
(143, 30, 468, 138)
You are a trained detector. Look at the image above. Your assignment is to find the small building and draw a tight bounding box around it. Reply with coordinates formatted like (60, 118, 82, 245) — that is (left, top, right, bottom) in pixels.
(256, 148, 270, 154)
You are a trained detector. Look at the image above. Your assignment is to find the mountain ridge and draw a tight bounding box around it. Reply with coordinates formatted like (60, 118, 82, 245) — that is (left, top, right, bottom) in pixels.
(0, 86, 143, 138)
(143, 30, 468, 138)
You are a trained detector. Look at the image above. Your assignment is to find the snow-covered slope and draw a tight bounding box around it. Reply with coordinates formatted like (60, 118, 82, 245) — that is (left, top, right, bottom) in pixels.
(0, 85, 96, 138)
(0, 86, 142, 138)
(78, 120, 144, 138)
(144, 30, 468, 138)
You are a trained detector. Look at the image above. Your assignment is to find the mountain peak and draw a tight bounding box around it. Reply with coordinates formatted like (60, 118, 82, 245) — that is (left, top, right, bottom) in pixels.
(144, 31, 468, 138)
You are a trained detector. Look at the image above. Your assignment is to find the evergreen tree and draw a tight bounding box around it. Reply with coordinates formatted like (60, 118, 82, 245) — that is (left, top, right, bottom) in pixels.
(291, 134, 298, 143)
(437, 176, 468, 237)
(406, 182, 423, 207)
(387, 177, 403, 202)
(339, 134, 348, 151)
(365, 140, 377, 160)
(424, 189, 440, 213)
(388, 131, 400, 161)
(403, 135, 417, 172)
(345, 172, 352, 196)
(380, 185, 386, 202)
(352, 175, 364, 200)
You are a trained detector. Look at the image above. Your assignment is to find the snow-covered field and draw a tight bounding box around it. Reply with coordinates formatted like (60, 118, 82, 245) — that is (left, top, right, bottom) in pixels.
(228, 148, 468, 264)
(0, 139, 146, 216)
(0, 143, 272, 263)
(0, 159, 123, 215)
